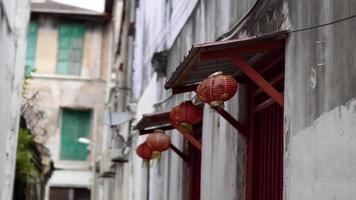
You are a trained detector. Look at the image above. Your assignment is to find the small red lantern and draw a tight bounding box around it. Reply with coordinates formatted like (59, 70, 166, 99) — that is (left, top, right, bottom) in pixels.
(196, 71, 238, 106)
(169, 101, 203, 125)
(146, 130, 171, 152)
(136, 142, 153, 160)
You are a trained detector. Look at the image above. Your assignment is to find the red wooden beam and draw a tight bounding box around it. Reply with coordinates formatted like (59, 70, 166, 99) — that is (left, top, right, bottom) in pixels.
(253, 98, 275, 113)
(258, 54, 284, 74)
(212, 106, 248, 138)
(253, 73, 284, 97)
(139, 125, 174, 135)
(230, 57, 284, 107)
(170, 120, 202, 151)
(170, 144, 188, 162)
(200, 39, 285, 61)
(246, 85, 255, 200)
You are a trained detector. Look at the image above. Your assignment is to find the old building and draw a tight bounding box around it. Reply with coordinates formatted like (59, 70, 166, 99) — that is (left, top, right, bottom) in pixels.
(0, 1, 30, 199)
(26, 0, 114, 199)
(104, 0, 356, 200)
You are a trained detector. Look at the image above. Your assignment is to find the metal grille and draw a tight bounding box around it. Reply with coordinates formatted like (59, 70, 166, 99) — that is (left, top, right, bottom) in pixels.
(252, 103, 283, 200)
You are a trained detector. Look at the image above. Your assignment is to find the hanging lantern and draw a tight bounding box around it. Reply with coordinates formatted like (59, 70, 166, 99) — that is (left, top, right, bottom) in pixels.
(136, 142, 153, 160)
(169, 101, 203, 126)
(196, 71, 238, 106)
(146, 129, 171, 152)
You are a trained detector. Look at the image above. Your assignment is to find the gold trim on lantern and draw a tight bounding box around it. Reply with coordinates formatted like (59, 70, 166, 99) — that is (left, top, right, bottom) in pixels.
(208, 71, 224, 78)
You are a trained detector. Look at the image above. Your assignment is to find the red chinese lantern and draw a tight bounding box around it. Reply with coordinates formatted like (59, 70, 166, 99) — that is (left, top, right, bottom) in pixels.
(169, 101, 203, 125)
(136, 142, 153, 160)
(196, 71, 238, 106)
(146, 130, 171, 152)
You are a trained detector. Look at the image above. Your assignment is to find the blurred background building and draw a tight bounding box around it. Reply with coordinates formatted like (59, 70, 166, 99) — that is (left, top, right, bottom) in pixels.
(26, 0, 113, 199)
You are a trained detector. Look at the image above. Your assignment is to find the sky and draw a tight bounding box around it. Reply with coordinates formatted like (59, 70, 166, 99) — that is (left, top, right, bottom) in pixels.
(52, 0, 105, 12)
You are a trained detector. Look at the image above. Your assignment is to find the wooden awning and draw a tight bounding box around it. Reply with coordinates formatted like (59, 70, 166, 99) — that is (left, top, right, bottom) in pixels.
(134, 111, 202, 158)
(134, 111, 173, 135)
(165, 31, 286, 105)
(164, 31, 287, 137)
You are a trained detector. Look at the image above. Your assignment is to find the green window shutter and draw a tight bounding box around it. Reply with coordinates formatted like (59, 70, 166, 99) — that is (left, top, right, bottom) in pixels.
(26, 20, 39, 72)
(56, 23, 86, 75)
(60, 109, 91, 161)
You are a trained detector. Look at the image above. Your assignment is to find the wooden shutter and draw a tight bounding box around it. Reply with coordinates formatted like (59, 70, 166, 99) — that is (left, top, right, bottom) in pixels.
(247, 51, 285, 200)
(60, 109, 91, 160)
(251, 104, 283, 200)
(26, 20, 39, 72)
(188, 127, 201, 200)
(56, 23, 86, 75)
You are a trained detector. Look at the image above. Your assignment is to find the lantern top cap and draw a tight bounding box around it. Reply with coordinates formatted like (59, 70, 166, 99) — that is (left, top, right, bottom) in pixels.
(208, 71, 230, 78)
(154, 129, 165, 134)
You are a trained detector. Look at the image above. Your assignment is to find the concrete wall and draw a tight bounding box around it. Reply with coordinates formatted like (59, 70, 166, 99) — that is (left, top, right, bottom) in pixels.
(128, 0, 289, 200)
(27, 14, 109, 197)
(0, 0, 29, 199)
(33, 16, 105, 79)
(285, 1, 356, 199)
(116, 0, 356, 199)
(201, 94, 246, 200)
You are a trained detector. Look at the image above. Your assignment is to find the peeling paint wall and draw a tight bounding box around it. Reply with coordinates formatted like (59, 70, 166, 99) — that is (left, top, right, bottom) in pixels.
(287, 98, 356, 200)
(0, 0, 29, 199)
(26, 14, 110, 198)
(285, 0, 356, 199)
(201, 94, 246, 200)
(130, 0, 289, 200)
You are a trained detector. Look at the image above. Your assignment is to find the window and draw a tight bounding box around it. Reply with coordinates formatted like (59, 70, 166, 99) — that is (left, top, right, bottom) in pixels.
(56, 22, 86, 75)
(49, 187, 90, 200)
(26, 20, 39, 72)
(60, 109, 91, 161)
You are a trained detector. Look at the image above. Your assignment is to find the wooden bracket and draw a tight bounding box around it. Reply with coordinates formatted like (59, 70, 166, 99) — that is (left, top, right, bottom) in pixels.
(170, 144, 188, 162)
(212, 106, 248, 138)
(169, 120, 202, 151)
(229, 56, 284, 107)
(139, 125, 174, 135)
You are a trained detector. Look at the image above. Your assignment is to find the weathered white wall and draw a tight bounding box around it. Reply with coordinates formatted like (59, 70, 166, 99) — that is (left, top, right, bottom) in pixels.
(131, 0, 268, 200)
(0, 0, 29, 199)
(285, 1, 356, 199)
(287, 98, 356, 200)
(201, 94, 246, 200)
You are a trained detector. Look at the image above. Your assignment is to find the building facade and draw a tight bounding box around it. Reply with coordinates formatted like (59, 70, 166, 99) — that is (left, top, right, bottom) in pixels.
(0, 1, 30, 199)
(26, 1, 113, 199)
(104, 0, 356, 200)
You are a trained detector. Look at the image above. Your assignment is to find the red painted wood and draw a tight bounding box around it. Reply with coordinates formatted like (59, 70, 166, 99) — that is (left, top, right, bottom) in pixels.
(246, 85, 255, 200)
(170, 120, 202, 151)
(188, 142, 201, 200)
(246, 56, 284, 200)
(230, 57, 284, 107)
(212, 106, 248, 137)
(200, 39, 285, 60)
(250, 104, 283, 200)
(170, 144, 188, 162)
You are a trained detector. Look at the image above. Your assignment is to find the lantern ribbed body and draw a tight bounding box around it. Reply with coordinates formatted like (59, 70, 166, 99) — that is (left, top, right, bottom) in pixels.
(169, 101, 203, 125)
(146, 130, 171, 152)
(196, 72, 238, 106)
(136, 143, 153, 160)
